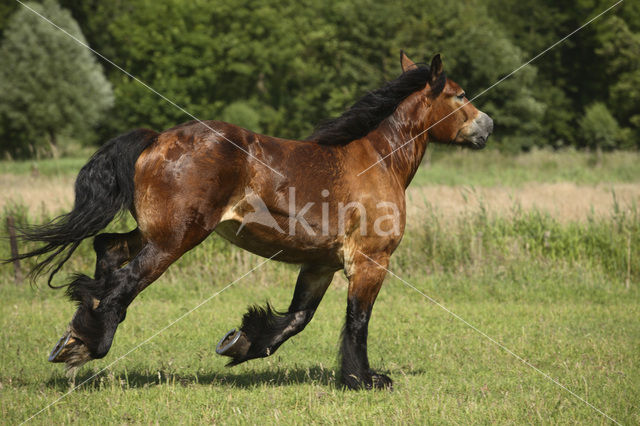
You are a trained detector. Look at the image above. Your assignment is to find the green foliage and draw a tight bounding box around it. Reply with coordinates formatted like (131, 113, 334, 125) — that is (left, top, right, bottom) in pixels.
(595, 16, 640, 146)
(220, 101, 262, 133)
(0, 0, 113, 159)
(0, 1, 18, 38)
(579, 102, 623, 150)
(52, 0, 544, 147)
(489, 0, 640, 149)
(2, 0, 640, 155)
(394, 0, 545, 152)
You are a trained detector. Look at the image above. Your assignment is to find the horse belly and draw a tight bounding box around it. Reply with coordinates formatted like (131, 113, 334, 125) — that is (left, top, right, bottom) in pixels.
(214, 220, 341, 265)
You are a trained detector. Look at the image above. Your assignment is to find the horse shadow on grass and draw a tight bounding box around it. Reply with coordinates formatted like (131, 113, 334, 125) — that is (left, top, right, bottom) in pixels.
(43, 365, 341, 392)
(41, 365, 428, 392)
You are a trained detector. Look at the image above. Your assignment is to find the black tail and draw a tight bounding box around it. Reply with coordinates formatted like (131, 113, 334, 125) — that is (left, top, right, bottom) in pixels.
(5, 129, 158, 287)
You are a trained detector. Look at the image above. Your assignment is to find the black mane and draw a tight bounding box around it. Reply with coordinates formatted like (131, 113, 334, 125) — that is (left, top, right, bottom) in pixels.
(308, 65, 446, 145)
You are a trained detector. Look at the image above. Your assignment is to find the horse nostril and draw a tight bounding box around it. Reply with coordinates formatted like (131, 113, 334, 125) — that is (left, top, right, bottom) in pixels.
(486, 117, 494, 135)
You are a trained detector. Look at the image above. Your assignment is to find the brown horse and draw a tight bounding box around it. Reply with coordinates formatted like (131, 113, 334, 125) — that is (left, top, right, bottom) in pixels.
(9, 52, 492, 389)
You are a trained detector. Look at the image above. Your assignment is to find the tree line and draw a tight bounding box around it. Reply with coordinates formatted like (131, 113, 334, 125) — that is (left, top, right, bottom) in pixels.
(1, 0, 638, 158)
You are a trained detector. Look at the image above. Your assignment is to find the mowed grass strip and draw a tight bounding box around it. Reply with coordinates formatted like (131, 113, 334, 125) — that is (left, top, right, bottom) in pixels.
(1, 148, 639, 183)
(415, 148, 640, 187)
(0, 259, 637, 424)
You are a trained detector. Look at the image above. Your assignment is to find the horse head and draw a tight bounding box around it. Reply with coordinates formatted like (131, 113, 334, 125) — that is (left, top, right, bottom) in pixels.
(401, 52, 493, 149)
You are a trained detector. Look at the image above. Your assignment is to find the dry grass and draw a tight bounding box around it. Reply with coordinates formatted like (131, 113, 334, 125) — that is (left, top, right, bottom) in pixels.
(0, 173, 75, 214)
(3, 172, 638, 226)
(406, 182, 640, 224)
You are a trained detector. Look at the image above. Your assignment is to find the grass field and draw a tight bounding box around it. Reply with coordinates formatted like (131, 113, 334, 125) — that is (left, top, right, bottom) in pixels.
(1, 149, 639, 424)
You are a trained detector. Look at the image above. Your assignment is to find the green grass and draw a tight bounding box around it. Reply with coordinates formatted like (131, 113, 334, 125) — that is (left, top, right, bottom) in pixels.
(1, 201, 638, 424)
(412, 147, 640, 186)
(1, 147, 639, 185)
(1, 265, 639, 424)
(0, 156, 87, 177)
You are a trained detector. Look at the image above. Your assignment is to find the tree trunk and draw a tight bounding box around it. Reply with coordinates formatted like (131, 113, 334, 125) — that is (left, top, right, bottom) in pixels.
(47, 129, 59, 158)
(595, 146, 603, 167)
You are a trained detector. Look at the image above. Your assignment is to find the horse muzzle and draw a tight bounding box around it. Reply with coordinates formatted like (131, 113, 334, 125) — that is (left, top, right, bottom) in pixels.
(458, 112, 493, 149)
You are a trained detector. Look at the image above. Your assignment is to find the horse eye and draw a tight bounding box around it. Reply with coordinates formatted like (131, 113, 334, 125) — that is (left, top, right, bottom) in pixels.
(457, 93, 466, 100)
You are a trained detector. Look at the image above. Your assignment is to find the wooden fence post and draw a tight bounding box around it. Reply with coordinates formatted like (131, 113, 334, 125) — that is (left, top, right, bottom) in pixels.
(6, 216, 23, 285)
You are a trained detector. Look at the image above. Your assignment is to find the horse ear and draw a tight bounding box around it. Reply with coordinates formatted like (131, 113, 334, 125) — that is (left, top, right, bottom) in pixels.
(400, 50, 417, 72)
(429, 54, 444, 84)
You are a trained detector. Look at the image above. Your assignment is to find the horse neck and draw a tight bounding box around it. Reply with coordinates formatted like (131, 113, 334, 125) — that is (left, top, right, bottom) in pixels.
(367, 93, 430, 188)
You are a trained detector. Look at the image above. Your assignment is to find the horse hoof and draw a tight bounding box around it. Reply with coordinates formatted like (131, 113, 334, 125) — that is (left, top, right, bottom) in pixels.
(341, 370, 394, 391)
(371, 372, 393, 390)
(48, 329, 92, 370)
(216, 329, 250, 360)
(49, 332, 72, 362)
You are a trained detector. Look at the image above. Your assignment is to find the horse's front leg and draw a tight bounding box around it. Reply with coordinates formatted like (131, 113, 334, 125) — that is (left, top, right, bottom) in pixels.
(341, 252, 392, 390)
(217, 264, 336, 365)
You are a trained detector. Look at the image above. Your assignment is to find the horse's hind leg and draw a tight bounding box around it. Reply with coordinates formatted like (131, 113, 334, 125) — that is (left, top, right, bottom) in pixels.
(217, 264, 336, 365)
(49, 241, 186, 369)
(93, 229, 145, 280)
(93, 229, 146, 322)
(48, 230, 147, 366)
